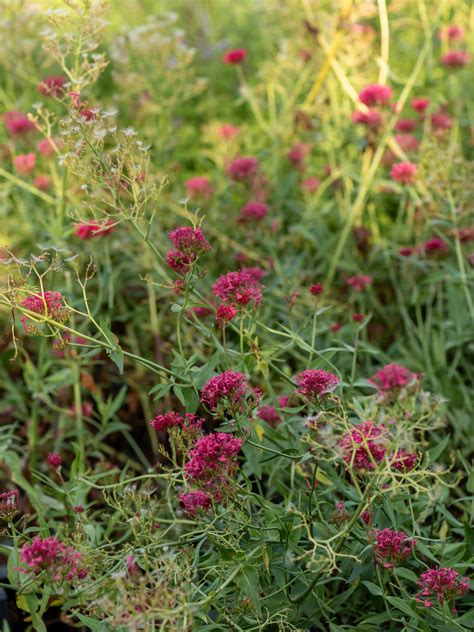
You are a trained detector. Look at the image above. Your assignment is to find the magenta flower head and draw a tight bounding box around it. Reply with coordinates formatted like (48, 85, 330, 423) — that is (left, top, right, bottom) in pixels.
(13, 153, 36, 176)
(438, 25, 464, 41)
(168, 226, 211, 257)
(394, 133, 419, 153)
(47, 452, 62, 469)
(75, 220, 114, 240)
(370, 528, 416, 569)
(184, 432, 244, 488)
(227, 156, 259, 181)
(212, 270, 263, 307)
(338, 421, 390, 471)
(441, 50, 470, 68)
(351, 109, 382, 128)
(369, 363, 418, 396)
(200, 371, 251, 415)
(240, 200, 269, 222)
(257, 404, 281, 427)
(185, 176, 213, 199)
(309, 283, 323, 296)
(0, 490, 20, 521)
(390, 449, 419, 472)
(416, 567, 470, 608)
(346, 274, 372, 292)
(166, 250, 194, 275)
(294, 369, 339, 403)
(287, 142, 311, 170)
(38, 75, 67, 97)
(150, 412, 203, 433)
(223, 48, 247, 64)
(390, 161, 417, 184)
(3, 111, 36, 136)
(431, 111, 452, 130)
(21, 291, 69, 333)
(423, 237, 448, 255)
(411, 97, 430, 114)
(179, 490, 213, 514)
(301, 176, 321, 194)
(395, 118, 417, 133)
(358, 84, 393, 107)
(20, 536, 85, 583)
(216, 303, 237, 328)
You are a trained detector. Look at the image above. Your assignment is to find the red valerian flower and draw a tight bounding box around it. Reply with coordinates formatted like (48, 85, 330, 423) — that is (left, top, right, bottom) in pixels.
(179, 490, 213, 514)
(390, 449, 419, 472)
(21, 291, 68, 328)
(416, 567, 470, 608)
(369, 363, 418, 393)
(287, 142, 311, 170)
(184, 432, 244, 488)
(37, 137, 58, 156)
(0, 490, 20, 521)
(212, 270, 263, 307)
(394, 133, 420, 153)
(227, 156, 259, 181)
(351, 109, 382, 128)
(20, 537, 85, 582)
(399, 246, 415, 256)
(216, 303, 237, 327)
(338, 421, 390, 470)
(423, 237, 448, 255)
(330, 322, 343, 332)
(218, 124, 240, 140)
(453, 227, 474, 243)
(47, 452, 62, 469)
(239, 200, 269, 222)
(38, 75, 67, 97)
(390, 161, 417, 184)
(3, 111, 36, 136)
(370, 528, 416, 569)
(168, 227, 211, 256)
(74, 220, 114, 240)
(329, 501, 350, 526)
(185, 176, 213, 199)
(352, 313, 365, 322)
(395, 118, 417, 133)
(437, 25, 464, 41)
(166, 250, 194, 275)
(441, 50, 470, 67)
(223, 48, 247, 64)
(358, 84, 393, 107)
(33, 175, 51, 191)
(411, 97, 430, 114)
(257, 404, 281, 426)
(346, 274, 372, 292)
(294, 369, 339, 403)
(13, 153, 36, 176)
(200, 371, 250, 413)
(431, 111, 452, 130)
(150, 412, 203, 433)
(301, 176, 321, 194)
(309, 283, 323, 296)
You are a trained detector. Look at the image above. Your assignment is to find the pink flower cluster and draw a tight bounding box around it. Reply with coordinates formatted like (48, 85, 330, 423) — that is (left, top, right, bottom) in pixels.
(200, 371, 250, 414)
(239, 200, 269, 222)
(0, 490, 19, 521)
(21, 291, 69, 332)
(390, 449, 419, 472)
(3, 111, 36, 136)
(370, 528, 416, 569)
(75, 220, 114, 240)
(185, 176, 213, 199)
(179, 490, 213, 514)
(346, 275, 372, 292)
(391, 161, 417, 184)
(227, 156, 259, 181)
(38, 75, 66, 97)
(352, 83, 392, 129)
(257, 404, 281, 426)
(216, 303, 237, 328)
(223, 48, 247, 65)
(184, 432, 243, 488)
(150, 412, 203, 433)
(294, 369, 339, 403)
(416, 567, 470, 607)
(212, 270, 263, 307)
(369, 363, 418, 394)
(166, 226, 211, 275)
(338, 421, 389, 470)
(20, 536, 86, 582)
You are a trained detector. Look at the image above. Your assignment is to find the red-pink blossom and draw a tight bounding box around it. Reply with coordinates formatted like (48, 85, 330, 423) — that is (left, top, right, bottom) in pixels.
(168, 226, 211, 256)
(257, 404, 281, 426)
(37, 138, 58, 156)
(346, 274, 372, 292)
(301, 176, 321, 194)
(294, 369, 339, 402)
(399, 246, 415, 257)
(166, 250, 194, 275)
(390, 161, 417, 184)
(47, 452, 62, 468)
(287, 142, 311, 170)
(395, 118, 417, 133)
(38, 75, 67, 97)
(431, 111, 452, 130)
(438, 25, 464, 41)
(338, 421, 389, 470)
(441, 50, 470, 67)
(3, 111, 36, 136)
(33, 175, 51, 191)
(227, 156, 259, 181)
(218, 124, 240, 140)
(13, 153, 36, 176)
(0, 490, 19, 521)
(370, 528, 416, 569)
(223, 48, 247, 64)
(74, 220, 114, 240)
(200, 371, 250, 413)
(423, 237, 448, 255)
(20, 537, 85, 582)
(185, 176, 213, 199)
(212, 270, 263, 307)
(369, 363, 418, 393)
(411, 97, 430, 114)
(416, 567, 470, 608)
(150, 412, 203, 433)
(216, 303, 237, 327)
(239, 200, 269, 222)
(394, 133, 419, 153)
(351, 109, 382, 128)
(179, 490, 213, 514)
(352, 313, 365, 323)
(309, 283, 323, 296)
(390, 449, 419, 472)
(358, 84, 393, 107)
(21, 291, 68, 324)
(184, 432, 243, 488)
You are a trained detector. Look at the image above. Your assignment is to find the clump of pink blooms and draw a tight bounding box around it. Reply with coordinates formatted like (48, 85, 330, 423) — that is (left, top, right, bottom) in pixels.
(200, 371, 251, 414)
(431, 110, 452, 130)
(223, 48, 247, 64)
(227, 156, 259, 182)
(37, 137, 58, 156)
(441, 50, 470, 68)
(216, 303, 237, 328)
(21, 291, 68, 332)
(150, 412, 203, 433)
(75, 220, 114, 240)
(184, 432, 243, 488)
(212, 270, 263, 307)
(20, 536, 86, 582)
(0, 490, 19, 521)
(13, 153, 36, 176)
(179, 490, 213, 515)
(185, 176, 213, 199)
(47, 452, 62, 469)
(370, 528, 416, 569)
(3, 111, 36, 136)
(411, 97, 430, 114)
(438, 25, 464, 41)
(257, 404, 281, 426)
(38, 75, 66, 97)
(390, 161, 417, 184)
(309, 283, 323, 296)
(424, 237, 448, 255)
(329, 501, 350, 527)
(358, 84, 393, 107)
(239, 200, 268, 222)
(390, 449, 419, 472)
(294, 369, 339, 403)
(416, 567, 470, 608)
(338, 421, 389, 471)
(33, 175, 51, 191)
(369, 363, 418, 395)
(166, 226, 211, 275)
(287, 142, 311, 170)
(346, 274, 372, 292)
(351, 109, 382, 128)
(395, 118, 417, 133)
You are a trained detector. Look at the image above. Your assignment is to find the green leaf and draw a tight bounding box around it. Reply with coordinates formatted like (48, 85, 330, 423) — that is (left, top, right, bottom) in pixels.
(386, 595, 418, 618)
(362, 580, 383, 596)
